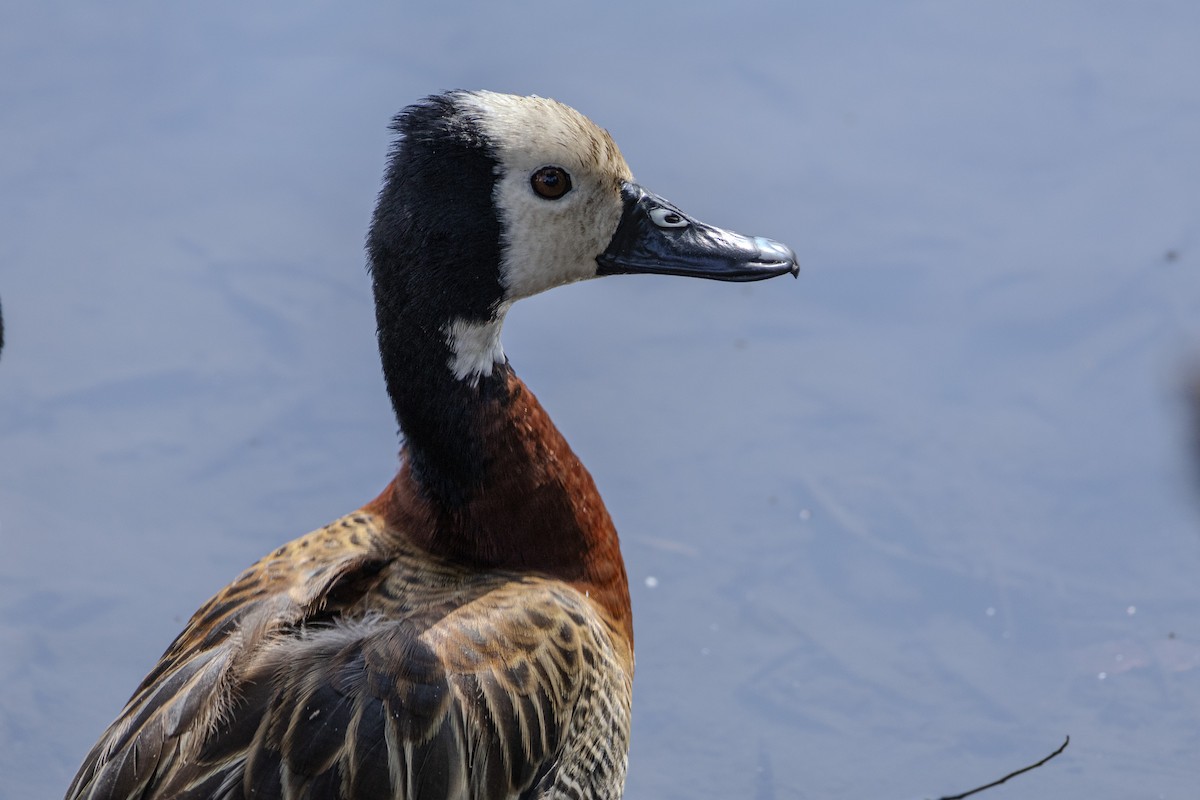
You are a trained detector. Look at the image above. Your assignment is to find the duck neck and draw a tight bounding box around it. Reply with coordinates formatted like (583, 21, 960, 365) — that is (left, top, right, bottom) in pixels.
(371, 314, 631, 639)
(376, 303, 512, 507)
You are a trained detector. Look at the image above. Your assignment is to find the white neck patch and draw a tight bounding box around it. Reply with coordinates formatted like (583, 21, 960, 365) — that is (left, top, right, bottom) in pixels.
(443, 313, 507, 382)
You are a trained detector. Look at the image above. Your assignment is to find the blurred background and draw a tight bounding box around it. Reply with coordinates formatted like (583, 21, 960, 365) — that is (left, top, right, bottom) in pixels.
(2, 3, 1199, 798)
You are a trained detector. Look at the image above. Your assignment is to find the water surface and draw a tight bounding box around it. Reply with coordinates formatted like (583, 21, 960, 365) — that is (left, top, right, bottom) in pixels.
(2, 4, 1199, 798)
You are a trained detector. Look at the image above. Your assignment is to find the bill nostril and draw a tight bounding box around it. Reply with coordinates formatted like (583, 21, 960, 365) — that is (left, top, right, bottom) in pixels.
(649, 207, 689, 229)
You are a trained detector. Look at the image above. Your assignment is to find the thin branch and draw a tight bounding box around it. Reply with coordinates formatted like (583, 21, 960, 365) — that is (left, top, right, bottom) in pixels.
(934, 736, 1070, 800)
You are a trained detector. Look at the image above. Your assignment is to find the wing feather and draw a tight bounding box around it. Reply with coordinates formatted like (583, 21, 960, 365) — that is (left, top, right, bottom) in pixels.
(65, 514, 631, 800)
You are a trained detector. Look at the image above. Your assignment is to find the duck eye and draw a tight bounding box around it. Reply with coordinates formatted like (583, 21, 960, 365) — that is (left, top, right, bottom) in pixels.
(531, 166, 572, 200)
(649, 207, 689, 229)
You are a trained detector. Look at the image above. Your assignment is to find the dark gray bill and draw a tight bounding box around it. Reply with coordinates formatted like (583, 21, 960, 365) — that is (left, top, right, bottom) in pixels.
(596, 183, 798, 282)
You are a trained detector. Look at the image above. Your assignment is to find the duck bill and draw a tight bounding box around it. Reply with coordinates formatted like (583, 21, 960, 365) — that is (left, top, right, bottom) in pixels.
(596, 183, 798, 282)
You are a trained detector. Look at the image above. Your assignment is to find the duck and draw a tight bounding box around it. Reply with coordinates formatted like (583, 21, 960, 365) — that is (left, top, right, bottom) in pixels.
(64, 90, 797, 800)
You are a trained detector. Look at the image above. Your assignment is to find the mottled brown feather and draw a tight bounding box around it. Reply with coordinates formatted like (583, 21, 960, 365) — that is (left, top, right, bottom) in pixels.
(66, 375, 632, 800)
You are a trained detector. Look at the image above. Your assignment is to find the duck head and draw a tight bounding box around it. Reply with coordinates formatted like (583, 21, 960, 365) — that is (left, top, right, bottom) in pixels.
(367, 91, 796, 502)
(368, 90, 796, 383)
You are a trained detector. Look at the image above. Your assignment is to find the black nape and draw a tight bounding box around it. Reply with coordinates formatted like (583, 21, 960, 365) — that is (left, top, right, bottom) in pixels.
(366, 93, 512, 506)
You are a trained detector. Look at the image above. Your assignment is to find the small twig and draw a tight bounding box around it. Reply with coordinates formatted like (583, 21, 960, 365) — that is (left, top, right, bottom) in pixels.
(933, 736, 1070, 800)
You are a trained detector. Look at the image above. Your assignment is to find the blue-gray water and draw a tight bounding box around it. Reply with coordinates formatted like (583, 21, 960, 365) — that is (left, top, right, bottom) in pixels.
(3, 3, 1199, 798)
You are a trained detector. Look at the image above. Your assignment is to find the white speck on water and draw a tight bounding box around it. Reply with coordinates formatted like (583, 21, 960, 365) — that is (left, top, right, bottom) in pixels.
(1115, 654, 1124, 662)
(709, 622, 719, 632)
(799, 508, 812, 521)
(700, 647, 711, 656)
(1127, 605, 1137, 616)
(645, 576, 658, 588)
(1098, 672, 1108, 680)
(985, 607, 996, 617)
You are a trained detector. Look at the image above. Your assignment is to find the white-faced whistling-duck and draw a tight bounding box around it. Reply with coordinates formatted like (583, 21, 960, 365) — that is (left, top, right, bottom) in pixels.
(65, 91, 797, 800)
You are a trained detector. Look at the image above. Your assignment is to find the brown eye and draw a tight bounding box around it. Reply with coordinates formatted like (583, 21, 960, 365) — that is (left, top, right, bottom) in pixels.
(531, 166, 572, 200)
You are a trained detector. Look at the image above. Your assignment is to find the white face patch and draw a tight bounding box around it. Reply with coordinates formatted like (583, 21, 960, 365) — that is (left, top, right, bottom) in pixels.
(455, 92, 635, 302)
(443, 314, 507, 383)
